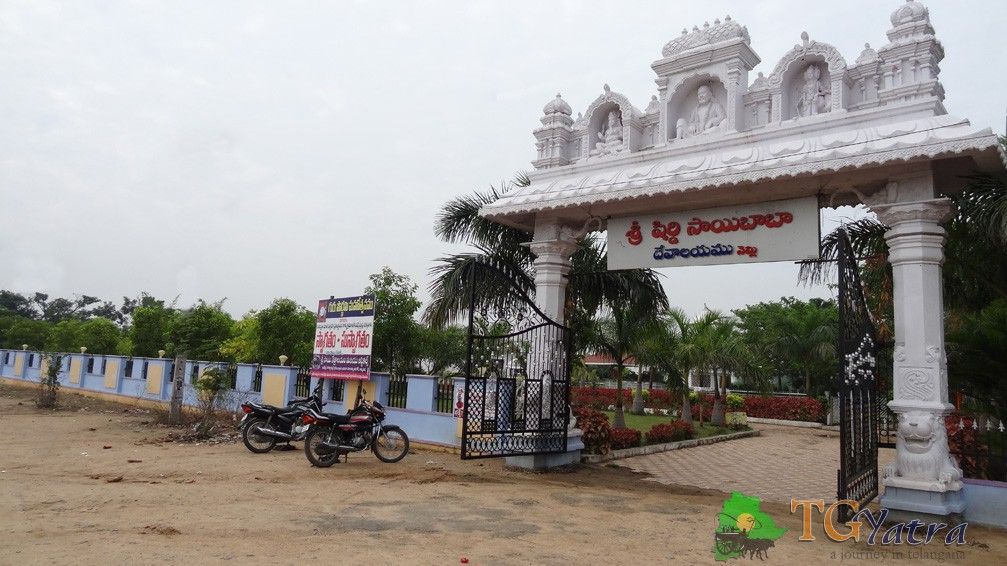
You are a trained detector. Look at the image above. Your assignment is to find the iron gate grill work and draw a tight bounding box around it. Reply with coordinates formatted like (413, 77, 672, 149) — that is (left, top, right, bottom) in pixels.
(461, 260, 571, 459)
(836, 229, 880, 522)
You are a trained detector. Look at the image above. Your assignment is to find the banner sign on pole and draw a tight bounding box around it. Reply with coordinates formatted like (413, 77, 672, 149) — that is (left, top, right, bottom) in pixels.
(311, 294, 375, 380)
(606, 196, 820, 270)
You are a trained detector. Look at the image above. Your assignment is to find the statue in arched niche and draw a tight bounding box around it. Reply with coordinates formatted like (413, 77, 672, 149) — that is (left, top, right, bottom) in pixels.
(796, 64, 831, 117)
(591, 109, 624, 156)
(676, 84, 726, 139)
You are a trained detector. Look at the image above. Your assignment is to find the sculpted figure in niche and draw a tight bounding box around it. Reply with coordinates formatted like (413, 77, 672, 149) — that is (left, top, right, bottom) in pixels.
(591, 109, 624, 156)
(796, 64, 831, 117)
(676, 84, 726, 139)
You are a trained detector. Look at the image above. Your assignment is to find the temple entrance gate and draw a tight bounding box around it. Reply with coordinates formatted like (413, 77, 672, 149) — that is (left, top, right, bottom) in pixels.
(471, 0, 1005, 520)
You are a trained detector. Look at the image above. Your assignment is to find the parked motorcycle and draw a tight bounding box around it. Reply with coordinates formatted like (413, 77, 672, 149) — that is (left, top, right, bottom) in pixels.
(301, 398, 409, 467)
(239, 381, 324, 453)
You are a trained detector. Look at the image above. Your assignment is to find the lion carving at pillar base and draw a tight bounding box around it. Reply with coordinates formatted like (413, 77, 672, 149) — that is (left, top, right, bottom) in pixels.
(883, 410, 962, 491)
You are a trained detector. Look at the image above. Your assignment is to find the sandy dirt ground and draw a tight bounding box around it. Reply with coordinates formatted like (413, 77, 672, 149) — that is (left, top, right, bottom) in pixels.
(0, 382, 1004, 566)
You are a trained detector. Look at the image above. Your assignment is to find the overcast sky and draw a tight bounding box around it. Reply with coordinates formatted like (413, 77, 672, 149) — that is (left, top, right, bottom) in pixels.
(2, 0, 1004, 319)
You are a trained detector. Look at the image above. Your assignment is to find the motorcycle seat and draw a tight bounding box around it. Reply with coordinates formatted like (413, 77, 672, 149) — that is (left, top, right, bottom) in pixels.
(323, 412, 354, 424)
(249, 402, 299, 415)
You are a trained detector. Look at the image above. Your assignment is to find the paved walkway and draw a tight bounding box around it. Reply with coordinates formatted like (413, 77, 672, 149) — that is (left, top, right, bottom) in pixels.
(615, 424, 896, 503)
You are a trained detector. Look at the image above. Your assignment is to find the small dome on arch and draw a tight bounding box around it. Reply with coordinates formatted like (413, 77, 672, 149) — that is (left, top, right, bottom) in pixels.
(543, 93, 572, 116)
(891, 0, 930, 27)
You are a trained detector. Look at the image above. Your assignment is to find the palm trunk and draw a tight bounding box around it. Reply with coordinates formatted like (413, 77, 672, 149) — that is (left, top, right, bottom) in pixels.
(711, 368, 726, 426)
(680, 392, 693, 423)
(631, 371, 645, 415)
(648, 367, 655, 391)
(613, 365, 626, 428)
(805, 368, 812, 395)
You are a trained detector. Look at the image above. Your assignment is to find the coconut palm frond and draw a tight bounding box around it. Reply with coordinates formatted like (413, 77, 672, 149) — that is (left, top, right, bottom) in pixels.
(570, 238, 668, 316)
(955, 172, 1007, 244)
(422, 248, 535, 328)
(433, 181, 530, 250)
(798, 218, 888, 285)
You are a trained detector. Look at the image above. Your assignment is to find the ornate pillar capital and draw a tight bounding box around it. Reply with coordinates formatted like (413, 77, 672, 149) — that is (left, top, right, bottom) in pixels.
(870, 198, 952, 228)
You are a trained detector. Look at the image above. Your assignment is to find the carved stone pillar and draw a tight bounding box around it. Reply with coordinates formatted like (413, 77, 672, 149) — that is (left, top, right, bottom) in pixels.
(873, 197, 964, 518)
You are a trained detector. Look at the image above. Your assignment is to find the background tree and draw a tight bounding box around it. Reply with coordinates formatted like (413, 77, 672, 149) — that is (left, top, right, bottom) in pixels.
(416, 325, 467, 376)
(366, 267, 423, 376)
(130, 301, 178, 357)
(1, 318, 51, 349)
(169, 300, 234, 361)
(219, 314, 261, 364)
(254, 298, 316, 367)
(78, 318, 123, 355)
(734, 297, 837, 395)
(45, 320, 83, 352)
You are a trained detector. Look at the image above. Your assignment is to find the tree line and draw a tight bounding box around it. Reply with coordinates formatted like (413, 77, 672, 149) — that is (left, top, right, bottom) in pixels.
(0, 277, 467, 373)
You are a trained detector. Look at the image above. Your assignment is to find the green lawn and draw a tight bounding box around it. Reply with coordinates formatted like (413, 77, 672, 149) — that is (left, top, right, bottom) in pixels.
(601, 410, 743, 440)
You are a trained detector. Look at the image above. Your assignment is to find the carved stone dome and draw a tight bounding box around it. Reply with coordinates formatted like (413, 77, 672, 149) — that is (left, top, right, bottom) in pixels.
(661, 15, 750, 58)
(543, 93, 572, 116)
(855, 43, 879, 65)
(890, 0, 930, 27)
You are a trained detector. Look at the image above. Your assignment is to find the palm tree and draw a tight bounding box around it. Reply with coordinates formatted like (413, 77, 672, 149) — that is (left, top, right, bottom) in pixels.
(582, 302, 656, 428)
(634, 309, 688, 417)
(425, 176, 667, 329)
(675, 311, 724, 423)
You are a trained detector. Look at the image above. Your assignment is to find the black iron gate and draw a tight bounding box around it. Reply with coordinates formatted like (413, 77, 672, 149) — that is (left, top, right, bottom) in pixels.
(836, 230, 880, 522)
(461, 261, 571, 459)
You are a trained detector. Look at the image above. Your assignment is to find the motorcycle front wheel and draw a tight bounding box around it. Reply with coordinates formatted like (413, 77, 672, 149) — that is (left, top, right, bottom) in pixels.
(242, 418, 278, 454)
(372, 426, 409, 463)
(304, 426, 340, 468)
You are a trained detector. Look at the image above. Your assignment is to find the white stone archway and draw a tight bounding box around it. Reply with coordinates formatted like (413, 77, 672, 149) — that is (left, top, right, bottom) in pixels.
(482, 1, 1006, 520)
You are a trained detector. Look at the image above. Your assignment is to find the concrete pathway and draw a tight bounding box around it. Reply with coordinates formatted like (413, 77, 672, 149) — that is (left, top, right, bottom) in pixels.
(615, 423, 896, 503)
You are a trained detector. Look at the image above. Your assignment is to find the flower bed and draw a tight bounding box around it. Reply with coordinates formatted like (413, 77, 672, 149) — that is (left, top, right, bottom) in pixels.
(573, 387, 824, 423)
(610, 427, 642, 450)
(646, 421, 694, 444)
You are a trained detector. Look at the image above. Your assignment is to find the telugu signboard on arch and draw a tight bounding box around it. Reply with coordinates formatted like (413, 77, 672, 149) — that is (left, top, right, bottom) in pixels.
(311, 294, 375, 380)
(606, 196, 821, 270)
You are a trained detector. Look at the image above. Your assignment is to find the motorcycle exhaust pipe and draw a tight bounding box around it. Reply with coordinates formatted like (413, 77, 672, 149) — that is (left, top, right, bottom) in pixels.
(255, 426, 293, 440)
(320, 440, 356, 451)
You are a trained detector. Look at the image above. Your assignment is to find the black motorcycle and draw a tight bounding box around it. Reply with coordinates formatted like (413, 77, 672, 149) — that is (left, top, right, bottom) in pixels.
(239, 381, 324, 453)
(301, 398, 409, 467)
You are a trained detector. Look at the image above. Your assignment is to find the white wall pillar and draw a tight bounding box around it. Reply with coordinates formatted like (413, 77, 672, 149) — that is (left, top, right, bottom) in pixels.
(872, 194, 964, 518)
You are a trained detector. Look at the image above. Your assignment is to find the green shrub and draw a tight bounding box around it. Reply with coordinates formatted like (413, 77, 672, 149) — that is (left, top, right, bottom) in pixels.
(726, 393, 745, 411)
